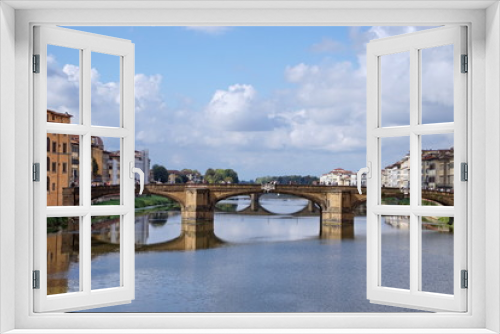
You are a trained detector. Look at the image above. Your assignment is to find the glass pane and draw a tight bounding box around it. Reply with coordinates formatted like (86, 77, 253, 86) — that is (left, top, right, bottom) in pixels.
(47, 45, 80, 125)
(380, 51, 410, 127)
(47, 133, 80, 206)
(421, 45, 454, 124)
(47, 216, 80, 295)
(91, 137, 121, 205)
(421, 216, 454, 294)
(91, 215, 121, 290)
(381, 136, 410, 205)
(381, 215, 410, 290)
(91, 52, 121, 127)
(421, 134, 454, 206)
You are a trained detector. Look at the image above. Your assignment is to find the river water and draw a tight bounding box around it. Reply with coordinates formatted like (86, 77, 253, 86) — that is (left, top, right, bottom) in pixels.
(49, 196, 454, 313)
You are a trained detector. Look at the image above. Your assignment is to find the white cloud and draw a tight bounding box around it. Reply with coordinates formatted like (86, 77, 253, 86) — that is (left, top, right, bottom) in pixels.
(135, 74, 166, 113)
(47, 57, 80, 121)
(285, 63, 319, 83)
(310, 37, 344, 53)
(47, 54, 167, 130)
(207, 84, 256, 118)
(204, 84, 274, 131)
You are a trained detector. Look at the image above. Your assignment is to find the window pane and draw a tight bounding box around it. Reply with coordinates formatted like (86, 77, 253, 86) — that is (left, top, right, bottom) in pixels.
(381, 52, 410, 127)
(421, 216, 454, 294)
(91, 137, 121, 205)
(421, 134, 454, 206)
(47, 216, 80, 295)
(91, 52, 121, 127)
(381, 137, 410, 205)
(381, 215, 410, 290)
(421, 45, 454, 124)
(47, 45, 80, 125)
(47, 133, 80, 206)
(91, 215, 121, 290)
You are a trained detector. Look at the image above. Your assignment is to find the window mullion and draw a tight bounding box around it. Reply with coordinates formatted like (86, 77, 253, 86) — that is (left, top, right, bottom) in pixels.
(409, 47, 420, 294)
(81, 48, 92, 294)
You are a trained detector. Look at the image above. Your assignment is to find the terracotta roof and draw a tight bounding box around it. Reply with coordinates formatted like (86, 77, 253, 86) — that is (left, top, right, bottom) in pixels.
(47, 109, 73, 118)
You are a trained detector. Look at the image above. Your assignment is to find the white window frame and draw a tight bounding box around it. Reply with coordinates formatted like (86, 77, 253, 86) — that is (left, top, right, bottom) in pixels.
(366, 26, 467, 312)
(0, 1, 498, 333)
(33, 25, 136, 313)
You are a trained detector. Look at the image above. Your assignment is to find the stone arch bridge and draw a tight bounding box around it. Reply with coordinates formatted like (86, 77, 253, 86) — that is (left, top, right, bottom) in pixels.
(63, 184, 453, 250)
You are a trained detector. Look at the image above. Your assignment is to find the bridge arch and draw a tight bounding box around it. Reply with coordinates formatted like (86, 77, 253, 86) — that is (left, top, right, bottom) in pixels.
(213, 189, 325, 212)
(218, 193, 321, 216)
(142, 189, 186, 209)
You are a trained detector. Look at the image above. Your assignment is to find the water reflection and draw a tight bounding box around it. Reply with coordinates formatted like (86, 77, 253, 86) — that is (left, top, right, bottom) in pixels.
(47, 198, 454, 312)
(135, 210, 181, 245)
(47, 230, 79, 295)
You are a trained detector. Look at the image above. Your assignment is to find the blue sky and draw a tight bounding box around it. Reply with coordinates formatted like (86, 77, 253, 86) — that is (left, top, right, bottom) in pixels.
(65, 26, 357, 109)
(48, 26, 452, 180)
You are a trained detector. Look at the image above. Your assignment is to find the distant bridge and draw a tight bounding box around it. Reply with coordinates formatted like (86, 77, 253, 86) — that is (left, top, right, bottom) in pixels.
(215, 193, 321, 217)
(63, 184, 453, 250)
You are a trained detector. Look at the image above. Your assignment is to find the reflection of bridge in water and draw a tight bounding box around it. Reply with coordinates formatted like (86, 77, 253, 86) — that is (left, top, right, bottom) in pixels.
(63, 184, 453, 250)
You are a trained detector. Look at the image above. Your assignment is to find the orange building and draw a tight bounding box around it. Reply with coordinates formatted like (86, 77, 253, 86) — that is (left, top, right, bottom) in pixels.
(47, 110, 73, 206)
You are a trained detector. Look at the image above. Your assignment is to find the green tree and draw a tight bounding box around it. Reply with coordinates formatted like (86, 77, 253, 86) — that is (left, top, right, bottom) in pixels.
(224, 169, 239, 183)
(255, 175, 319, 185)
(204, 168, 216, 183)
(204, 168, 239, 184)
(152, 164, 169, 183)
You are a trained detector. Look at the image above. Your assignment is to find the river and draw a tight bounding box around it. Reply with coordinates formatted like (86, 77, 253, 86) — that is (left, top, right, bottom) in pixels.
(47, 195, 454, 312)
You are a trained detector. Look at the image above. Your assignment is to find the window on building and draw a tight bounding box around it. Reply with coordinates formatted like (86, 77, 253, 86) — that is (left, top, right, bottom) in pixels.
(52, 183, 55, 191)
(47, 138, 50, 152)
(52, 162, 56, 172)
(52, 142, 56, 153)
(47, 177, 50, 192)
(62, 163, 67, 173)
(46, 157, 50, 172)
(62, 143, 67, 153)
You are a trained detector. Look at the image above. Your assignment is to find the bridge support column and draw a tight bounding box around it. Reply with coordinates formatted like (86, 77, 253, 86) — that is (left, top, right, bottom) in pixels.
(307, 200, 318, 213)
(320, 191, 354, 239)
(250, 193, 260, 212)
(180, 188, 217, 250)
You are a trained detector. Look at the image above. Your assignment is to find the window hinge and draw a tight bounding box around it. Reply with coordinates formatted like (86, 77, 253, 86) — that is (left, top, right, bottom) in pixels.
(461, 162, 468, 181)
(33, 270, 40, 289)
(461, 270, 468, 289)
(33, 163, 40, 182)
(33, 54, 40, 73)
(461, 54, 468, 73)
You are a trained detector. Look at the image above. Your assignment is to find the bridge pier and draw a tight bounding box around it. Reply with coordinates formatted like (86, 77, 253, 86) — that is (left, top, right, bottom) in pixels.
(320, 191, 354, 239)
(250, 193, 260, 212)
(307, 200, 319, 213)
(180, 188, 219, 250)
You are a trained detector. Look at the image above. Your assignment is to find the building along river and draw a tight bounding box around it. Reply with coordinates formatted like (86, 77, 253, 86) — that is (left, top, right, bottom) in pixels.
(47, 194, 454, 313)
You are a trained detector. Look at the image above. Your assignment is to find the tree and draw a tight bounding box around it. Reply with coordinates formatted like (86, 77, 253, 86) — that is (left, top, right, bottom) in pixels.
(152, 164, 169, 183)
(255, 175, 319, 185)
(204, 168, 216, 184)
(224, 169, 239, 184)
(204, 168, 239, 184)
